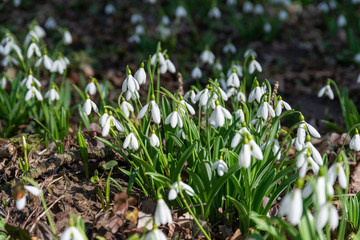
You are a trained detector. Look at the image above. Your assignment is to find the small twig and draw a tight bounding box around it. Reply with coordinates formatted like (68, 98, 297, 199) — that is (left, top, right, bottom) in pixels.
(29, 195, 65, 233)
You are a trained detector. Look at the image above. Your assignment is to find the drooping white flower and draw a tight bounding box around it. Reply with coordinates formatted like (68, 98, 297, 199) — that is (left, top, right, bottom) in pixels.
(328, 159, 347, 189)
(248, 82, 265, 103)
(83, 98, 98, 116)
(168, 181, 195, 200)
(177, 129, 186, 139)
(279, 187, 303, 225)
(253, 4, 264, 15)
(211, 157, 228, 176)
(223, 42, 236, 54)
(51, 59, 66, 74)
(257, 99, 275, 120)
(21, 73, 41, 89)
(99, 112, 109, 127)
(214, 84, 228, 101)
(191, 66, 202, 79)
(102, 114, 124, 136)
(1, 77, 6, 89)
(231, 125, 250, 148)
(200, 49, 215, 65)
(243, 1, 254, 13)
(234, 108, 245, 123)
(35, 54, 53, 70)
(134, 63, 146, 85)
(175, 6, 187, 18)
(249, 137, 263, 160)
(45, 16, 57, 29)
(350, 130, 360, 151)
(16, 185, 42, 211)
(128, 34, 140, 43)
(137, 98, 161, 124)
(208, 7, 221, 19)
(304, 137, 323, 166)
(165, 108, 183, 128)
(317, 2, 329, 12)
(184, 89, 196, 104)
(227, 64, 242, 77)
(150, 132, 160, 147)
(130, 13, 143, 25)
(318, 83, 334, 100)
(85, 81, 97, 95)
(263, 23, 272, 33)
(279, 10, 288, 21)
(261, 138, 281, 160)
(179, 99, 195, 115)
(248, 57, 262, 74)
(295, 116, 321, 150)
(209, 101, 232, 128)
(120, 99, 134, 118)
(238, 135, 263, 168)
(135, 25, 145, 35)
(122, 67, 140, 94)
(63, 30, 73, 45)
(275, 96, 292, 116)
(227, 68, 240, 88)
(25, 86, 43, 101)
(27, 42, 41, 59)
(165, 58, 176, 73)
(337, 14, 347, 28)
(195, 86, 211, 108)
(296, 148, 320, 177)
(44, 88, 59, 101)
(144, 228, 167, 240)
(151, 52, 166, 66)
(123, 131, 139, 150)
(154, 198, 172, 226)
(316, 202, 339, 231)
(60, 226, 85, 240)
(104, 3, 116, 15)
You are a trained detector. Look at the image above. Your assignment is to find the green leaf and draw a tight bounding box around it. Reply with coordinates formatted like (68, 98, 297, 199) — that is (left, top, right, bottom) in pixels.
(77, 131, 89, 179)
(172, 142, 196, 181)
(102, 160, 118, 170)
(228, 196, 249, 234)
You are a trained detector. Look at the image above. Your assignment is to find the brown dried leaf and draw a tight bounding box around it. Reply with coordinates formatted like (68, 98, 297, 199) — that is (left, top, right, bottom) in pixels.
(125, 207, 139, 223)
(114, 192, 128, 216)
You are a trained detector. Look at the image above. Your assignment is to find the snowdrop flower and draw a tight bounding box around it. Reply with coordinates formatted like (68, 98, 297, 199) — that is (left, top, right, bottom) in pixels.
(122, 66, 140, 94)
(135, 25, 145, 35)
(21, 71, 41, 89)
(244, 49, 257, 59)
(243, 1, 254, 13)
(318, 82, 334, 100)
(33, 25, 46, 39)
(238, 135, 263, 168)
(231, 124, 250, 148)
(35, 53, 53, 70)
(317, 2, 329, 13)
(128, 34, 140, 43)
(123, 131, 139, 150)
(1, 77, 6, 89)
(213, 84, 228, 101)
(226, 0, 236, 5)
(175, 6, 187, 18)
(134, 63, 146, 85)
(165, 56, 176, 73)
(45, 16, 57, 29)
(263, 23, 272, 33)
(131, 13, 143, 24)
(200, 49, 215, 65)
(195, 85, 211, 108)
(165, 108, 183, 128)
(25, 86, 43, 101)
(51, 58, 66, 74)
(253, 4, 264, 15)
(297, 147, 320, 177)
(105, 3, 116, 15)
(316, 201, 339, 230)
(257, 98, 275, 120)
(144, 228, 167, 240)
(350, 129, 360, 151)
(227, 68, 240, 88)
(156, 25, 171, 40)
(209, 101, 232, 128)
(168, 181, 195, 200)
(227, 64, 242, 77)
(60, 226, 84, 240)
(150, 131, 160, 147)
(85, 81, 97, 95)
(279, 10, 288, 21)
(279, 180, 303, 225)
(234, 107, 245, 123)
(155, 196, 172, 225)
(248, 56, 262, 74)
(248, 81, 265, 103)
(211, 156, 228, 176)
(328, 157, 347, 189)
(184, 89, 196, 104)
(261, 137, 281, 160)
(137, 96, 161, 124)
(191, 66, 202, 79)
(337, 15, 347, 28)
(83, 97, 98, 116)
(223, 42, 236, 54)
(208, 7, 221, 19)
(177, 129, 186, 139)
(27, 42, 41, 59)
(63, 29, 73, 45)
(118, 99, 133, 118)
(213, 59, 223, 72)
(354, 53, 360, 64)
(44, 87, 59, 101)
(179, 97, 195, 115)
(161, 16, 170, 25)
(16, 185, 42, 211)
(329, 0, 337, 9)
(151, 51, 166, 66)
(275, 96, 292, 116)
(295, 115, 321, 150)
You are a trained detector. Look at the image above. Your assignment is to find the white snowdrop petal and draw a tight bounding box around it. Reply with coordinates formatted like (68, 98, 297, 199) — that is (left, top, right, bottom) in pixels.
(137, 103, 149, 119)
(24, 185, 41, 196)
(329, 205, 339, 230)
(231, 133, 241, 148)
(151, 102, 161, 123)
(90, 100, 98, 113)
(114, 119, 124, 132)
(123, 135, 131, 149)
(306, 123, 321, 138)
(16, 196, 27, 210)
(168, 189, 178, 201)
(239, 144, 251, 168)
(338, 164, 347, 189)
(102, 119, 111, 136)
(316, 204, 329, 230)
